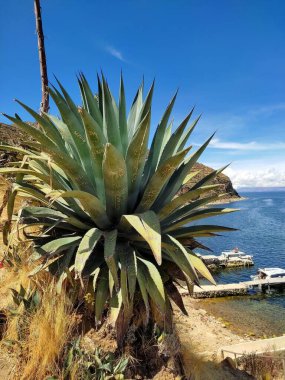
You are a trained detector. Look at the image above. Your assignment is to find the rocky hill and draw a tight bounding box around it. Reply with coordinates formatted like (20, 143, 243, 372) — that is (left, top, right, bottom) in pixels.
(181, 162, 240, 201)
(0, 123, 239, 200)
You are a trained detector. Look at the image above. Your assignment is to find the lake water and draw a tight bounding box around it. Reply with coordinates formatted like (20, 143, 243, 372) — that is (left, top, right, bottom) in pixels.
(196, 190, 285, 336)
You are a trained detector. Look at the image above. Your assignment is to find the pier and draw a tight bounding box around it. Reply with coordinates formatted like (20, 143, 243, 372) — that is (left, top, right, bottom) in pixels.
(187, 277, 285, 299)
(200, 252, 254, 269)
(220, 335, 285, 359)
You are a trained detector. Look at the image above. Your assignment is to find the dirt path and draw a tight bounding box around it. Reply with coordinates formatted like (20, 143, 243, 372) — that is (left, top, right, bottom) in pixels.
(174, 296, 253, 379)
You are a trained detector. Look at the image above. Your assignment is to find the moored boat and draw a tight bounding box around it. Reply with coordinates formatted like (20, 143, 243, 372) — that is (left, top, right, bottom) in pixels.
(251, 268, 285, 281)
(220, 247, 253, 262)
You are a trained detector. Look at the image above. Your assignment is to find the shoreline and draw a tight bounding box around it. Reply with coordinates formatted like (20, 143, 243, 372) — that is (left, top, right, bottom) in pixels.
(175, 296, 252, 359)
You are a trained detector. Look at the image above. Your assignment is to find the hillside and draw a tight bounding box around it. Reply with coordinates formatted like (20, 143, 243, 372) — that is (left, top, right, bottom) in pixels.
(181, 162, 240, 201)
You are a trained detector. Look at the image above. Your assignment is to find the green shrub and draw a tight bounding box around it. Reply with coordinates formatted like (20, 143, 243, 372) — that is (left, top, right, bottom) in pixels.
(1, 74, 236, 341)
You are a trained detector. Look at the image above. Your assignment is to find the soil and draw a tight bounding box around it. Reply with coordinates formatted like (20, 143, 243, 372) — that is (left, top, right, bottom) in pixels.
(174, 296, 254, 379)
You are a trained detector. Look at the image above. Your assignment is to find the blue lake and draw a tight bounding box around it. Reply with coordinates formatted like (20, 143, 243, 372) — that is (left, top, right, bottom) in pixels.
(195, 190, 285, 335)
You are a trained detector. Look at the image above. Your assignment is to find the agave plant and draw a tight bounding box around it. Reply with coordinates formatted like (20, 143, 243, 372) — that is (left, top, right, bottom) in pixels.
(0, 74, 236, 340)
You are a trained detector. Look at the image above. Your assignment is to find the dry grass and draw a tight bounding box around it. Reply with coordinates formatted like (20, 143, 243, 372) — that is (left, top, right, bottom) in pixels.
(0, 265, 77, 380)
(17, 285, 74, 380)
(238, 351, 285, 379)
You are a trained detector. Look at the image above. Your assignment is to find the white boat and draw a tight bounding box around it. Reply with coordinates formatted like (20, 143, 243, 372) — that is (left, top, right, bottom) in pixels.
(251, 268, 285, 281)
(220, 247, 253, 261)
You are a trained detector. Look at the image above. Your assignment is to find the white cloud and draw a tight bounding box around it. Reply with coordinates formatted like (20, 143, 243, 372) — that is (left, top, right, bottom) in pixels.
(224, 167, 285, 188)
(105, 45, 126, 62)
(249, 103, 285, 116)
(208, 138, 285, 151)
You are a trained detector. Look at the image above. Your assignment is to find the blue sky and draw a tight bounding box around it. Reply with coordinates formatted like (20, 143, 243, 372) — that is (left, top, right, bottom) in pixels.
(1, 0, 285, 187)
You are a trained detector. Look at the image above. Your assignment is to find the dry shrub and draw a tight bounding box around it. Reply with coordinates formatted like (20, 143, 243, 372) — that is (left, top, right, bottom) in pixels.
(1, 273, 76, 380)
(19, 284, 75, 379)
(238, 351, 285, 379)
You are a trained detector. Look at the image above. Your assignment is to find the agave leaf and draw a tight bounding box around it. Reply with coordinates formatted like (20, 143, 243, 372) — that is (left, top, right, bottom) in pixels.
(54, 77, 82, 121)
(103, 143, 128, 221)
(186, 248, 216, 285)
(48, 87, 95, 178)
(56, 260, 75, 294)
(37, 236, 81, 257)
(102, 78, 122, 153)
(14, 184, 50, 206)
(136, 147, 190, 212)
(119, 248, 130, 308)
(122, 211, 161, 265)
(74, 228, 102, 276)
(78, 107, 106, 201)
(137, 257, 165, 312)
(136, 266, 150, 324)
(163, 235, 199, 284)
(3, 114, 94, 192)
(136, 81, 154, 130)
(45, 114, 80, 160)
(165, 208, 238, 232)
(159, 120, 173, 159)
(48, 246, 76, 277)
(95, 266, 109, 323)
(157, 184, 220, 220)
(127, 80, 144, 139)
(137, 265, 149, 326)
(109, 289, 122, 326)
(55, 190, 110, 229)
(172, 225, 237, 238)
(190, 164, 230, 191)
(119, 73, 128, 154)
(177, 115, 201, 152)
(142, 91, 178, 188)
(159, 107, 194, 165)
(92, 267, 101, 293)
(126, 111, 150, 210)
(125, 247, 137, 301)
(161, 194, 220, 228)
(21, 205, 91, 230)
(28, 159, 72, 192)
(109, 270, 115, 296)
(104, 230, 119, 288)
(78, 73, 103, 127)
(15, 99, 66, 151)
(28, 254, 63, 277)
(0, 168, 51, 183)
(97, 74, 103, 114)
(164, 281, 188, 315)
(3, 114, 56, 149)
(156, 133, 215, 207)
(182, 171, 200, 185)
(128, 249, 138, 301)
(0, 144, 33, 156)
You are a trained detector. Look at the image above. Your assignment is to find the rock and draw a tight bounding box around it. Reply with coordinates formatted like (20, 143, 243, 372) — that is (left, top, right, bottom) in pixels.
(221, 357, 255, 379)
(179, 162, 240, 201)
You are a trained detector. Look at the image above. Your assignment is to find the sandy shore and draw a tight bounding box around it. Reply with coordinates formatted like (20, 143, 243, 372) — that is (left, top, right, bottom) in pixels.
(174, 296, 253, 379)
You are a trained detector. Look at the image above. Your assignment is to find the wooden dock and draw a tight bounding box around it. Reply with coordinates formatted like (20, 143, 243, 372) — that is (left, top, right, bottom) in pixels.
(201, 254, 254, 269)
(190, 277, 285, 299)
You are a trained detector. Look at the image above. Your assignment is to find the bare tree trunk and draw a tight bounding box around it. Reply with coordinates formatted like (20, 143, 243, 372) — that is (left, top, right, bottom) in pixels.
(34, 0, 49, 115)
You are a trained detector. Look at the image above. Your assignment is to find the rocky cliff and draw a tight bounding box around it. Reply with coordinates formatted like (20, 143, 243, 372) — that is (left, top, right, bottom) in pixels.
(181, 162, 240, 201)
